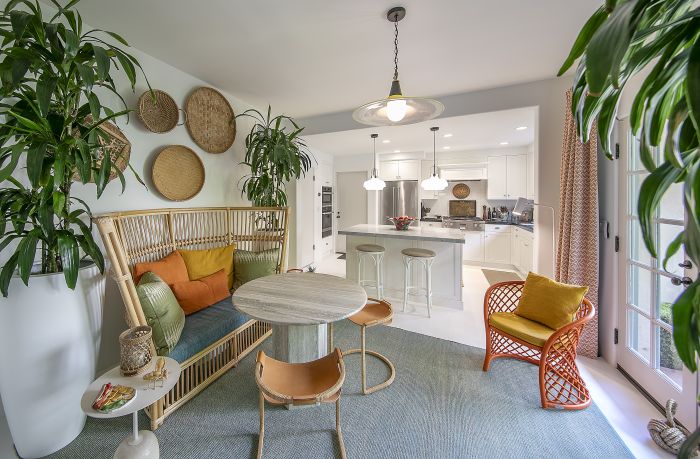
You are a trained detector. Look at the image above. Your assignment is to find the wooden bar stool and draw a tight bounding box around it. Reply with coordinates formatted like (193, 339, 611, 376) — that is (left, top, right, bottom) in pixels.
(254, 349, 347, 459)
(341, 298, 395, 395)
(401, 248, 436, 317)
(356, 244, 385, 299)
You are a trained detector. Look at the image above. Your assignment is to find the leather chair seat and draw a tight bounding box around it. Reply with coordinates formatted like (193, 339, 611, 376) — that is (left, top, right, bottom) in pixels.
(348, 300, 393, 327)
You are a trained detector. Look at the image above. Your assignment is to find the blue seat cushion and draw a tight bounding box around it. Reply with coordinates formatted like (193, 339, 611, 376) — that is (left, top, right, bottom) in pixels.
(167, 295, 252, 363)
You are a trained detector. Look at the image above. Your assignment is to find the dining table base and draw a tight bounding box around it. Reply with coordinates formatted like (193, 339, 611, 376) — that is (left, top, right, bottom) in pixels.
(272, 323, 329, 364)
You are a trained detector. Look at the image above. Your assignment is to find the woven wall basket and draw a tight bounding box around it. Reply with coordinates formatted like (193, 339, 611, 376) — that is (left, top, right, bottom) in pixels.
(152, 145, 205, 201)
(137, 89, 183, 133)
(452, 183, 471, 199)
(72, 117, 131, 183)
(184, 87, 236, 153)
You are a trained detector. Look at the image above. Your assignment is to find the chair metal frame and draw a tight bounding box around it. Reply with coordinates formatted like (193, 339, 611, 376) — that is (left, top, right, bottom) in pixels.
(482, 280, 595, 410)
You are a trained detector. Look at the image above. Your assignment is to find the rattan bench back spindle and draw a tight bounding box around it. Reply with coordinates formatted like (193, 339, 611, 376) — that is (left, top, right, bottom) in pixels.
(95, 207, 289, 429)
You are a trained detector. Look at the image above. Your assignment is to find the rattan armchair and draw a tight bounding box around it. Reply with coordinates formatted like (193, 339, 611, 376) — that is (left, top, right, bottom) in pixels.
(482, 280, 595, 410)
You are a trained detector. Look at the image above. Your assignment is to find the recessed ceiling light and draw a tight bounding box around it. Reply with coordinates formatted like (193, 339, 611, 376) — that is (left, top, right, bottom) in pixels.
(499, 141, 510, 145)
(394, 149, 400, 153)
(382, 139, 391, 143)
(443, 133, 453, 138)
(443, 146, 451, 150)
(515, 126, 527, 131)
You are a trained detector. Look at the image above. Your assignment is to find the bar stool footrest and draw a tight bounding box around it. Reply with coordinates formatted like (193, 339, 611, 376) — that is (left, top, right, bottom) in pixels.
(342, 348, 396, 395)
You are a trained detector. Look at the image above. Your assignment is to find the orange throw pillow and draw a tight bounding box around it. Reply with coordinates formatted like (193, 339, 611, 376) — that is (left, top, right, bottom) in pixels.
(171, 269, 229, 315)
(133, 251, 189, 286)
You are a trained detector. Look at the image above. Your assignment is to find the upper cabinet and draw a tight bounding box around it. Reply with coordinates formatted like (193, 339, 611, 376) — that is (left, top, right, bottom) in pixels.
(487, 154, 527, 200)
(379, 160, 420, 181)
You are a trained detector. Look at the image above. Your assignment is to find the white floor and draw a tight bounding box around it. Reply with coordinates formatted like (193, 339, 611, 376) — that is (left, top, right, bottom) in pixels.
(316, 254, 672, 459)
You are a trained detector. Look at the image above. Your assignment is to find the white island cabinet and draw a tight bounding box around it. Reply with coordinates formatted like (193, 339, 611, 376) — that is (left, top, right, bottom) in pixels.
(339, 224, 465, 310)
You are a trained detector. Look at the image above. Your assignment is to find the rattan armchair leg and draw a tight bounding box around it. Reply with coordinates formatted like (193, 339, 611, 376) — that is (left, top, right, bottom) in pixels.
(343, 326, 396, 395)
(257, 391, 265, 459)
(336, 398, 347, 459)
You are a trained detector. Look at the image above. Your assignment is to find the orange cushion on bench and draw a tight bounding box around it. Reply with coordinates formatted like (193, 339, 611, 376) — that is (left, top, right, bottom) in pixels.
(133, 251, 189, 286)
(171, 269, 230, 315)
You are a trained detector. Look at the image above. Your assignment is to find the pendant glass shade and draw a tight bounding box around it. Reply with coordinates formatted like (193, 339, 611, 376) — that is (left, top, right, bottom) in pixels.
(421, 174, 448, 191)
(363, 133, 386, 190)
(363, 176, 386, 190)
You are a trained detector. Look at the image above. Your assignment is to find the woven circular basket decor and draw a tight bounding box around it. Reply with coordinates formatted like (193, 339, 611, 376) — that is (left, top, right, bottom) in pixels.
(119, 326, 153, 376)
(152, 145, 205, 201)
(71, 117, 131, 183)
(452, 183, 470, 199)
(184, 87, 236, 153)
(137, 89, 182, 133)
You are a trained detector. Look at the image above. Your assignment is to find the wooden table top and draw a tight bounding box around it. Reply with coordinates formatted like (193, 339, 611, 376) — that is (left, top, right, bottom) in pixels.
(232, 273, 367, 326)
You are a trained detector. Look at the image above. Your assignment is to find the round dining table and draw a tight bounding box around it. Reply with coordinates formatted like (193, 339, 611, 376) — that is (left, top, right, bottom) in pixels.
(232, 272, 367, 363)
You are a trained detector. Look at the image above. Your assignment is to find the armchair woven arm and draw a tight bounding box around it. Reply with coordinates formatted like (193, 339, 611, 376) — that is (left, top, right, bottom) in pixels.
(483, 281, 525, 321)
(539, 298, 595, 410)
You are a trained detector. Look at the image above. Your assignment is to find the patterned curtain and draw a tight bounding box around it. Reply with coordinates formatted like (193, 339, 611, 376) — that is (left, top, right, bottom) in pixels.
(557, 89, 599, 358)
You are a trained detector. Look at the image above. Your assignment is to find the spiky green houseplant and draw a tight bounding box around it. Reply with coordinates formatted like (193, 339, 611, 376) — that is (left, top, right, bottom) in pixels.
(0, 0, 148, 296)
(559, 0, 699, 454)
(238, 106, 314, 208)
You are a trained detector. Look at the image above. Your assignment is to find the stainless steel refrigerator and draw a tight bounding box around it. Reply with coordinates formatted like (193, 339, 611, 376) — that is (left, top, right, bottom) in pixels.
(378, 180, 420, 223)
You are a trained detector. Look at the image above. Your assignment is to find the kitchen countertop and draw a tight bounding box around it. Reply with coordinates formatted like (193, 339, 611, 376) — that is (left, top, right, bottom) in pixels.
(485, 221, 534, 233)
(339, 224, 465, 243)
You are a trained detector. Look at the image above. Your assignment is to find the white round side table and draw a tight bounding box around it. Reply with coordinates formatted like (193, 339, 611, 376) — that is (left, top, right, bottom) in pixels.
(80, 357, 180, 459)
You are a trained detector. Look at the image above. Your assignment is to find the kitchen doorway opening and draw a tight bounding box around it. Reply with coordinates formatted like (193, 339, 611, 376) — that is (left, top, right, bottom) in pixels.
(335, 171, 368, 253)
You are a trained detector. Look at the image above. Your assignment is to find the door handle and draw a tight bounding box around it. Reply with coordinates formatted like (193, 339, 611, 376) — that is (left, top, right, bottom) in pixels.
(679, 260, 693, 269)
(671, 276, 693, 287)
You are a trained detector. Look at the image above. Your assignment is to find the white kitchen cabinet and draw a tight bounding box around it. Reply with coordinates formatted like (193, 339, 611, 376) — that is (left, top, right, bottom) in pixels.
(379, 160, 420, 181)
(487, 156, 508, 200)
(463, 231, 484, 262)
(520, 231, 534, 273)
(511, 227, 521, 267)
(487, 155, 527, 200)
(507, 155, 527, 199)
(484, 233, 511, 264)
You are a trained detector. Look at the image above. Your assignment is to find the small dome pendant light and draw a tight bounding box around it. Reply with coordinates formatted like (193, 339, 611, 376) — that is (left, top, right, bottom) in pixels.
(421, 126, 448, 191)
(363, 133, 386, 190)
(353, 7, 444, 127)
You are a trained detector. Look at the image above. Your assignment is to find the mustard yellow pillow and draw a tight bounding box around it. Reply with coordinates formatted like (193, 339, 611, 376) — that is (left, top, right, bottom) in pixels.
(178, 244, 235, 289)
(514, 272, 589, 330)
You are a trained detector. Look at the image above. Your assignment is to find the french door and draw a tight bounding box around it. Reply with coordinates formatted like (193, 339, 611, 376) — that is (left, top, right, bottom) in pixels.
(617, 118, 698, 428)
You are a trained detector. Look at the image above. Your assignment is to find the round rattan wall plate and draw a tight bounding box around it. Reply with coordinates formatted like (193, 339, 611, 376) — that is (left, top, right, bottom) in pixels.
(152, 145, 205, 201)
(137, 89, 182, 133)
(452, 183, 470, 199)
(184, 87, 236, 153)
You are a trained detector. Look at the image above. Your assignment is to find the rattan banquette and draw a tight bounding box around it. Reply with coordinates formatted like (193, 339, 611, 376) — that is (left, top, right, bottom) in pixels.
(95, 207, 289, 429)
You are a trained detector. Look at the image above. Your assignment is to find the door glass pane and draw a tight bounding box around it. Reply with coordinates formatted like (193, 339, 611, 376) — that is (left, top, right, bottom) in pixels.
(628, 310, 651, 363)
(659, 326, 683, 387)
(659, 223, 684, 276)
(628, 174, 648, 216)
(630, 219, 653, 266)
(629, 265, 652, 314)
(660, 182, 684, 221)
(659, 274, 682, 325)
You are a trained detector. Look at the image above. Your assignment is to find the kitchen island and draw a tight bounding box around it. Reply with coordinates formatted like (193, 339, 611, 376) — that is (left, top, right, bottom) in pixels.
(338, 224, 465, 310)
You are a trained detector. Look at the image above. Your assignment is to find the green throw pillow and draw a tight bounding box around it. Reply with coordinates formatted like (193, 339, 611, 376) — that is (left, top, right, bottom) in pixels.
(233, 248, 279, 289)
(136, 272, 186, 356)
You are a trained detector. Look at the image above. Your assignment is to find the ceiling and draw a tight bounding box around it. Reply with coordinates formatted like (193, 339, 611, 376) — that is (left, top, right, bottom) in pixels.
(303, 107, 536, 156)
(70, 0, 600, 118)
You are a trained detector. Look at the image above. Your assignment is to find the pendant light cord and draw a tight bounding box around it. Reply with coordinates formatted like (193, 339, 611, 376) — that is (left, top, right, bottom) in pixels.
(433, 129, 437, 175)
(393, 14, 399, 81)
(372, 134, 378, 177)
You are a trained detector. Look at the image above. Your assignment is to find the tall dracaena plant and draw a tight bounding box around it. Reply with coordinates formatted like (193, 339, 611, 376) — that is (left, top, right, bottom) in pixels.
(0, 0, 149, 296)
(238, 106, 314, 208)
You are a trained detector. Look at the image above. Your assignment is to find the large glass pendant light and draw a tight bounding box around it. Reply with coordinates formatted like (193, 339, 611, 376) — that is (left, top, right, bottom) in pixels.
(363, 133, 386, 190)
(421, 126, 448, 191)
(352, 7, 444, 127)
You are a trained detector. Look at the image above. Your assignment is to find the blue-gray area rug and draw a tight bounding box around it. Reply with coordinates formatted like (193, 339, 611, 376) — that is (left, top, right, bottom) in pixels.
(48, 321, 632, 458)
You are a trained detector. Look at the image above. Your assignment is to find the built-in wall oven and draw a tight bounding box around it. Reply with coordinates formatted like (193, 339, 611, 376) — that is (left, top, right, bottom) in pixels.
(321, 186, 332, 238)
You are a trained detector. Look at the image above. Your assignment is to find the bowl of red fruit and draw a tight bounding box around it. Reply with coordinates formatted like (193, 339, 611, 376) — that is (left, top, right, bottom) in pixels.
(387, 216, 416, 231)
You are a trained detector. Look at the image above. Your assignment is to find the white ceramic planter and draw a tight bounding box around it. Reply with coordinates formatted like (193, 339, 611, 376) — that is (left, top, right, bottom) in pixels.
(0, 263, 105, 458)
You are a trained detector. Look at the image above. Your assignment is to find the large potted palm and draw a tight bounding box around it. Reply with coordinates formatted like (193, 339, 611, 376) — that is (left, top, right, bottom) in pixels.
(559, 0, 699, 455)
(0, 1, 148, 456)
(238, 107, 314, 250)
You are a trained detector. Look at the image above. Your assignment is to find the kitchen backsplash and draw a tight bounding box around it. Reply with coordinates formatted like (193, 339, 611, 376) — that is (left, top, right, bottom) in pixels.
(422, 180, 514, 219)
